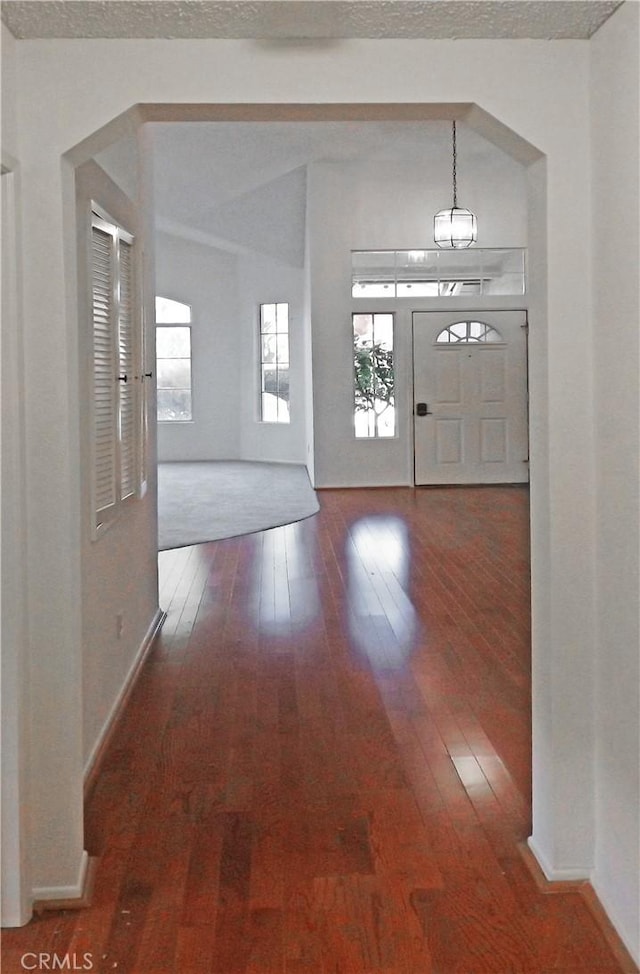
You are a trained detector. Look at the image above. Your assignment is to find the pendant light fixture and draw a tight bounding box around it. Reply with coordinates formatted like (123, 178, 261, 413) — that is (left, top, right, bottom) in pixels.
(434, 121, 477, 249)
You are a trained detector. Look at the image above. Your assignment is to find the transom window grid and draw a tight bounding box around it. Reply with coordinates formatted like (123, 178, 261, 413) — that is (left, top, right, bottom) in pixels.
(260, 303, 290, 424)
(352, 248, 525, 298)
(436, 320, 503, 343)
(353, 312, 396, 439)
(156, 297, 193, 422)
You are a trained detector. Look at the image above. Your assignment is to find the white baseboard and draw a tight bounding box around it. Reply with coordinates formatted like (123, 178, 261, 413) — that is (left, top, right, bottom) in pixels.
(592, 873, 640, 968)
(32, 850, 88, 903)
(527, 835, 592, 883)
(523, 839, 639, 969)
(29, 611, 165, 912)
(315, 480, 413, 489)
(83, 608, 166, 792)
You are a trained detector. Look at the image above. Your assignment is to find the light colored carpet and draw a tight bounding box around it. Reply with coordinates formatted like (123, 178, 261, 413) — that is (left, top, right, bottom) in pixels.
(157, 460, 319, 550)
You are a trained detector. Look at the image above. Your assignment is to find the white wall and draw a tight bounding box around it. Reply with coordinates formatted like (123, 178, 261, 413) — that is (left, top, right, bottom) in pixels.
(1, 167, 31, 925)
(1, 23, 18, 154)
(237, 250, 308, 464)
(308, 151, 527, 487)
(3, 31, 635, 956)
(204, 165, 307, 268)
(153, 136, 308, 466)
(154, 234, 308, 465)
(308, 161, 413, 486)
(75, 161, 161, 775)
(348, 151, 527, 250)
(1, 21, 31, 926)
(590, 1, 640, 961)
(155, 231, 242, 461)
(95, 134, 139, 201)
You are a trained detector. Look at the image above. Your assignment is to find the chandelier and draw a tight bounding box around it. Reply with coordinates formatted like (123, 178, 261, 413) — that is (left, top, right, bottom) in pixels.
(434, 121, 477, 249)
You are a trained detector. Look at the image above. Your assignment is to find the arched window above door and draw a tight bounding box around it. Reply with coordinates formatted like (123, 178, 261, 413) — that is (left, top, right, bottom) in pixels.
(435, 320, 503, 344)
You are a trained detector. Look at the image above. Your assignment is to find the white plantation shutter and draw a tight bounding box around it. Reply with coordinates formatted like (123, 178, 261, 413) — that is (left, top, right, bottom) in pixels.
(91, 222, 117, 520)
(118, 239, 136, 500)
(90, 207, 140, 534)
(139, 321, 149, 494)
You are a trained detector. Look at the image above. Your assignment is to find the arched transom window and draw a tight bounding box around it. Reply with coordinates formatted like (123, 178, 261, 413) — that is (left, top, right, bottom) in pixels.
(435, 320, 503, 344)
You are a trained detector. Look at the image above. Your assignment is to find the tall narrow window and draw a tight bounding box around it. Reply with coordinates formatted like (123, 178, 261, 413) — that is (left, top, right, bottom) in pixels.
(260, 302, 290, 423)
(156, 297, 193, 422)
(353, 313, 395, 438)
(90, 208, 140, 535)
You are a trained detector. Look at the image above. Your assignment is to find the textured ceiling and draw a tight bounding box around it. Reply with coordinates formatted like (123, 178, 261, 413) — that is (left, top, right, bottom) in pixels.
(1, 0, 624, 40)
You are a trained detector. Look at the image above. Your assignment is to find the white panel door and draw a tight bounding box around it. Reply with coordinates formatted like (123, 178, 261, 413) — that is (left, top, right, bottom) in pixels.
(413, 311, 529, 485)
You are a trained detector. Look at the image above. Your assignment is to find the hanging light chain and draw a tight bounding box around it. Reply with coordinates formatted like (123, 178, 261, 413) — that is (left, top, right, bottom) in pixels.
(452, 120, 458, 208)
(433, 117, 477, 249)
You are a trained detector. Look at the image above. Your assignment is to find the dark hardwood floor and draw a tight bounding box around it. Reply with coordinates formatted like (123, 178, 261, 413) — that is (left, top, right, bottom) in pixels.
(3, 487, 636, 973)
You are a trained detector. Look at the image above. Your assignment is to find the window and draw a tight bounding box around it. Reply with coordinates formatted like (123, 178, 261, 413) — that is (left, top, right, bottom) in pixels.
(90, 207, 141, 535)
(353, 313, 395, 438)
(156, 297, 193, 422)
(435, 320, 503, 343)
(352, 248, 525, 297)
(259, 303, 289, 423)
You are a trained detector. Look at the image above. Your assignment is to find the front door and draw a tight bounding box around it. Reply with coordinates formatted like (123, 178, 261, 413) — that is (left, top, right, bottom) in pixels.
(413, 310, 529, 485)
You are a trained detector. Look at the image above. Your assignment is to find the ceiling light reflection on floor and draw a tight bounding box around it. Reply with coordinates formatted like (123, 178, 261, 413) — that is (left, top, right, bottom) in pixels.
(346, 516, 418, 669)
(252, 522, 321, 636)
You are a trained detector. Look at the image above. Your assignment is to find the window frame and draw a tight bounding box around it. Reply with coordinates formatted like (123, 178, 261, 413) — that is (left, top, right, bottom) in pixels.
(351, 248, 526, 298)
(353, 311, 396, 440)
(435, 320, 504, 344)
(258, 301, 290, 425)
(155, 298, 194, 424)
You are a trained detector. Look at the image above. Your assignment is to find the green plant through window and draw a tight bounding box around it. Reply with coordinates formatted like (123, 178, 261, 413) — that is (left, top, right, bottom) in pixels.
(353, 313, 395, 438)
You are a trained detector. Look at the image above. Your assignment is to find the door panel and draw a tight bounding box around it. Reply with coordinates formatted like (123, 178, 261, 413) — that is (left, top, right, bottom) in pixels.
(480, 350, 506, 401)
(436, 418, 463, 464)
(480, 417, 507, 462)
(436, 352, 462, 402)
(413, 310, 529, 485)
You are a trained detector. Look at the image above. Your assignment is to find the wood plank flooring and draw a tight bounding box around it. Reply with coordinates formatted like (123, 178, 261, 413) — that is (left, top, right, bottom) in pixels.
(3, 486, 636, 973)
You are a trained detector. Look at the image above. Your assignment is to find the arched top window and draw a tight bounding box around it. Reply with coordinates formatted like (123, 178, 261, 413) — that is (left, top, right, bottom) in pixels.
(155, 296, 191, 323)
(435, 320, 503, 344)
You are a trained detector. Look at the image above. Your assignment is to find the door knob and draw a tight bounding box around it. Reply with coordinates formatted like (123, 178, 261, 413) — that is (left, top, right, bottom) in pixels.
(415, 402, 432, 416)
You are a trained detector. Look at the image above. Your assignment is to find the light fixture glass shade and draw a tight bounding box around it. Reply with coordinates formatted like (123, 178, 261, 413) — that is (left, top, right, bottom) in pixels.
(434, 206, 478, 249)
